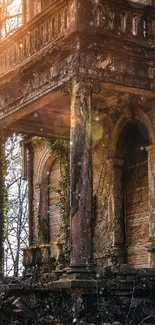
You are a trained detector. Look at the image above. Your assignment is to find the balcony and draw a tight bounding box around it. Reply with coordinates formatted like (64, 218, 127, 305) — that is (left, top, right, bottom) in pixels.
(1, 0, 155, 79)
(90, 0, 155, 47)
(0, 0, 76, 78)
(1, 0, 155, 133)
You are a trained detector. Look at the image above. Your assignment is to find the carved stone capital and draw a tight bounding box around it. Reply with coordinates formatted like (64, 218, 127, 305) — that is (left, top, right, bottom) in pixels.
(70, 78, 101, 95)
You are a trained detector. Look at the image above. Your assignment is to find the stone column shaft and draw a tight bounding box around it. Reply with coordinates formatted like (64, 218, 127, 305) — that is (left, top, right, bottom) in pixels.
(146, 145, 155, 241)
(70, 80, 92, 269)
(0, 138, 4, 279)
(146, 145, 155, 267)
(27, 141, 34, 246)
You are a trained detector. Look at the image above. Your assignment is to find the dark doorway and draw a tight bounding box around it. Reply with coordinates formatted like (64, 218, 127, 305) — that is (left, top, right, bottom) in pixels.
(116, 121, 150, 267)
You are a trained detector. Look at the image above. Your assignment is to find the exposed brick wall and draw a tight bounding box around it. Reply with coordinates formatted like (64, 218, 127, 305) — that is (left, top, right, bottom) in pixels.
(125, 148, 149, 268)
(49, 160, 61, 257)
(92, 110, 153, 269)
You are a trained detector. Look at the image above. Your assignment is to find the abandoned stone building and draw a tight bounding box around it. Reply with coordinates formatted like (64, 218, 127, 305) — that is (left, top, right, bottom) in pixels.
(2, 0, 155, 323)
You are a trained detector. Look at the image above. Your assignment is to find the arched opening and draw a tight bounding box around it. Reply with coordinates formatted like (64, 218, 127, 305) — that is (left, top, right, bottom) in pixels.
(116, 121, 150, 268)
(38, 154, 61, 258)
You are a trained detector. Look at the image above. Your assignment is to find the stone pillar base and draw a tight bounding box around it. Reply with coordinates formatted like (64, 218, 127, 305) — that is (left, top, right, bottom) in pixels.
(63, 263, 95, 279)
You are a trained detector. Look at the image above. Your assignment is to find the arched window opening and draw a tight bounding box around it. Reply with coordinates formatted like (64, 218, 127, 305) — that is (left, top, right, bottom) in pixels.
(116, 121, 150, 268)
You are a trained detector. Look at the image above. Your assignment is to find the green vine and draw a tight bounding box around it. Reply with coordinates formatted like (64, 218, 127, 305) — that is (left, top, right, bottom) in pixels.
(49, 139, 70, 266)
(0, 139, 8, 277)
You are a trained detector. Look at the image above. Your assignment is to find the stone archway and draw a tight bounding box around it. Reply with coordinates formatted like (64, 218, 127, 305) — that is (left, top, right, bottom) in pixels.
(108, 111, 154, 268)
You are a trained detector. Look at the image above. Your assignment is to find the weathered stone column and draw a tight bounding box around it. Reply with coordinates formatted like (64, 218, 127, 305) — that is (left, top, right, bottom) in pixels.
(70, 80, 93, 270)
(146, 145, 155, 267)
(27, 140, 34, 246)
(106, 158, 125, 265)
(0, 137, 4, 279)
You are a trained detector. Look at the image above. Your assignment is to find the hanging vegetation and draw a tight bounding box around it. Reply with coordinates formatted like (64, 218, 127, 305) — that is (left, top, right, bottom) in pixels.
(49, 140, 70, 266)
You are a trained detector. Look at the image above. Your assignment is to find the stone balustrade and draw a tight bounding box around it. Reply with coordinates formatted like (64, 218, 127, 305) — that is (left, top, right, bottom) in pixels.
(92, 0, 155, 45)
(0, 0, 155, 79)
(0, 0, 75, 78)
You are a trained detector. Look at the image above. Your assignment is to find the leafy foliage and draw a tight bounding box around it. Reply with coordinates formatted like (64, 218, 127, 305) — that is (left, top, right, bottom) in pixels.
(49, 140, 70, 266)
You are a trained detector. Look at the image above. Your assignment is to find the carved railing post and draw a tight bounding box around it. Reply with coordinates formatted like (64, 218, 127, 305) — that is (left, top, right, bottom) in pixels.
(70, 79, 100, 271)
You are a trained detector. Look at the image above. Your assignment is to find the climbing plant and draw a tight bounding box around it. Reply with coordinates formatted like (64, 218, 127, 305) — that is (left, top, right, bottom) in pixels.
(49, 139, 70, 266)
